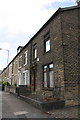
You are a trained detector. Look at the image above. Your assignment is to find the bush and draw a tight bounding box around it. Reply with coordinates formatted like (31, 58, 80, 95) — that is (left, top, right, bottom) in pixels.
(13, 83, 17, 87)
(3, 81, 10, 86)
(3, 82, 7, 86)
(7, 82, 10, 86)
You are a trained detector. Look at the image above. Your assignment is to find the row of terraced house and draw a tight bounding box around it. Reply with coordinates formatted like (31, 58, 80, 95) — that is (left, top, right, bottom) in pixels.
(0, 2, 80, 107)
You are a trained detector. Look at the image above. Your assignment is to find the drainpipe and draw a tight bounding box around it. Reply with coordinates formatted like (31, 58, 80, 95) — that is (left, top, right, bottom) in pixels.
(30, 41, 32, 93)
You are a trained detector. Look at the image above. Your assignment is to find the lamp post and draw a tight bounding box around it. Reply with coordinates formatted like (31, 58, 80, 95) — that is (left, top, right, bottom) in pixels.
(0, 48, 9, 65)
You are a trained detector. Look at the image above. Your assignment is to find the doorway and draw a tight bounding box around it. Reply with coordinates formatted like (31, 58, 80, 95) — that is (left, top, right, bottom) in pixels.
(32, 70, 36, 91)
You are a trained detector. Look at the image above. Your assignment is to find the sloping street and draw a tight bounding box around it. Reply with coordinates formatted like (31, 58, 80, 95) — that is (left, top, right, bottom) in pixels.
(0, 91, 2, 119)
(2, 92, 49, 119)
(2, 91, 79, 119)
(0, 91, 79, 119)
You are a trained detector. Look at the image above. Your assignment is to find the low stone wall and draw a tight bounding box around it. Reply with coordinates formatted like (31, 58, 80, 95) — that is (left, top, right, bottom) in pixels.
(9, 86, 16, 94)
(4, 86, 10, 92)
(18, 87, 31, 96)
(20, 95, 65, 111)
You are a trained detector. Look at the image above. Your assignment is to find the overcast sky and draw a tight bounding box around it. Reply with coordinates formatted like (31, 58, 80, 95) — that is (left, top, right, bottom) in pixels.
(0, 0, 76, 70)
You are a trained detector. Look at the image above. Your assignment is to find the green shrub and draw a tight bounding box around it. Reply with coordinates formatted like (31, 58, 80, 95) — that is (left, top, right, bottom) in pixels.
(13, 83, 17, 87)
(7, 82, 10, 86)
(3, 81, 10, 86)
(3, 82, 7, 86)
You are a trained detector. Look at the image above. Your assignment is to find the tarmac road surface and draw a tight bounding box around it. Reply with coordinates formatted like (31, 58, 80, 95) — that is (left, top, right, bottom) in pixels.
(1, 91, 79, 119)
(2, 92, 50, 119)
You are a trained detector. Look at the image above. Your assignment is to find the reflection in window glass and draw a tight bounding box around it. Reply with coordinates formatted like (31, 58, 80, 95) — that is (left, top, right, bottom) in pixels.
(49, 64, 53, 68)
(44, 72, 47, 87)
(46, 40, 50, 52)
(50, 71, 54, 87)
(33, 47, 37, 59)
(43, 63, 54, 88)
(44, 65, 47, 72)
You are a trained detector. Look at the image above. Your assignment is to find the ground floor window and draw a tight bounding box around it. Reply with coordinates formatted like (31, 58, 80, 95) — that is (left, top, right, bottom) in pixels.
(18, 72, 21, 85)
(23, 70, 30, 85)
(43, 63, 54, 88)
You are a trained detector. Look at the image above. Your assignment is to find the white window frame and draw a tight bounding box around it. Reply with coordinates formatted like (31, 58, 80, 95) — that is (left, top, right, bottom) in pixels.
(45, 39, 50, 52)
(23, 70, 29, 85)
(33, 47, 37, 59)
(24, 51, 28, 66)
(18, 72, 21, 86)
(34, 48, 37, 59)
(19, 55, 22, 68)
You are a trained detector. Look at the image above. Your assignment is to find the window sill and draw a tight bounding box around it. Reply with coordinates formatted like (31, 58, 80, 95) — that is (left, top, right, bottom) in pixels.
(24, 64, 28, 66)
(43, 50, 51, 55)
(42, 87, 54, 91)
(18, 67, 22, 69)
(33, 58, 37, 61)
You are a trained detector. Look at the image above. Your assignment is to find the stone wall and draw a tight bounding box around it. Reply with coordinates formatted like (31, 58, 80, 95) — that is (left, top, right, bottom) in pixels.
(64, 86, 79, 106)
(61, 8, 79, 105)
(31, 13, 65, 99)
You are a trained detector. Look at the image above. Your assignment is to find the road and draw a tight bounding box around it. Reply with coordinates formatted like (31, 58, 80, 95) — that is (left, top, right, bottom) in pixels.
(2, 92, 50, 119)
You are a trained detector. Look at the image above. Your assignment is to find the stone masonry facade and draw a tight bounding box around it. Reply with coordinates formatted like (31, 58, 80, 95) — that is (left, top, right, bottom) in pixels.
(0, 3, 80, 106)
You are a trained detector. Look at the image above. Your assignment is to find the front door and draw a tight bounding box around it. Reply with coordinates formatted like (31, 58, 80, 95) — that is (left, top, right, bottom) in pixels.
(33, 70, 36, 91)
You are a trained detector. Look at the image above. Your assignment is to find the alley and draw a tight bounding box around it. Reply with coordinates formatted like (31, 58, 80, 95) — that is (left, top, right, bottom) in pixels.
(2, 92, 49, 119)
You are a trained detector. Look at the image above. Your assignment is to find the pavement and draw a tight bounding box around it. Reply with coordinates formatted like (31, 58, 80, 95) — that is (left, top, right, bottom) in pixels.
(2, 92, 50, 119)
(0, 91, 2, 120)
(46, 105, 79, 118)
(0, 91, 80, 119)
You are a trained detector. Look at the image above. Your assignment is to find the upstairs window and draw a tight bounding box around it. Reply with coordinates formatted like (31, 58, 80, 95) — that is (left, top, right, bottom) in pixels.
(24, 51, 28, 65)
(18, 72, 21, 85)
(45, 40, 50, 52)
(33, 44, 37, 59)
(44, 31, 51, 53)
(19, 55, 22, 67)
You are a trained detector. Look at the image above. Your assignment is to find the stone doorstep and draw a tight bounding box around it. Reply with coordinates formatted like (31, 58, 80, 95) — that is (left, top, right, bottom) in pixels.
(19, 95, 65, 111)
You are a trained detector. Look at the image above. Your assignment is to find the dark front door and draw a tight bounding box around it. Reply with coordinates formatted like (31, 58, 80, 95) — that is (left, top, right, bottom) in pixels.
(33, 70, 36, 91)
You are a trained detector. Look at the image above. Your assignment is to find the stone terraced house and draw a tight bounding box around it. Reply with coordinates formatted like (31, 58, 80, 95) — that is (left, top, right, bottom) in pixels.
(0, 1, 80, 106)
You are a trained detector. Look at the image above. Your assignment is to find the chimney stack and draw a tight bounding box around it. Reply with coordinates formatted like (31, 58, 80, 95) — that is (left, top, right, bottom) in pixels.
(76, 0, 80, 6)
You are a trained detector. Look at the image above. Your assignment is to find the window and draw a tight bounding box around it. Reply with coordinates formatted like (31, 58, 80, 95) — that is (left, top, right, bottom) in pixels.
(23, 73, 26, 85)
(24, 51, 28, 65)
(43, 63, 54, 88)
(15, 60, 17, 70)
(23, 70, 29, 85)
(44, 32, 51, 53)
(33, 44, 37, 59)
(19, 55, 22, 67)
(45, 40, 50, 52)
(18, 72, 21, 85)
(43, 66, 47, 87)
(49, 64, 54, 87)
